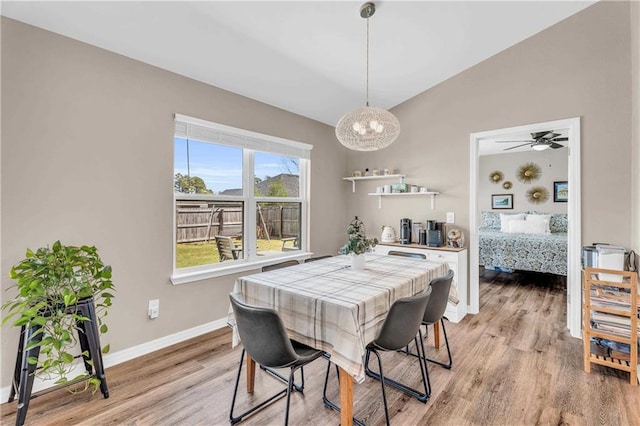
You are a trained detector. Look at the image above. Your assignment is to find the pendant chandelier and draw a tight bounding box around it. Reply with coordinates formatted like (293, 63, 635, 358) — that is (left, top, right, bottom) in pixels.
(335, 2, 400, 151)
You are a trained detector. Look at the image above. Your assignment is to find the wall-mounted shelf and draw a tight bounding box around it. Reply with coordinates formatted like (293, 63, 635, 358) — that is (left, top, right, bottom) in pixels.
(343, 174, 405, 192)
(367, 191, 440, 209)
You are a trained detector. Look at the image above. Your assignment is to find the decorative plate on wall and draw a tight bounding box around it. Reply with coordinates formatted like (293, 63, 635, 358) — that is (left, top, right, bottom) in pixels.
(517, 162, 541, 184)
(489, 170, 504, 184)
(527, 186, 549, 204)
(502, 181, 513, 190)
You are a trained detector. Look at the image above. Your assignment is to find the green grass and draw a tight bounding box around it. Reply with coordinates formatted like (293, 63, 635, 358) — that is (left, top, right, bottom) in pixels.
(176, 239, 290, 269)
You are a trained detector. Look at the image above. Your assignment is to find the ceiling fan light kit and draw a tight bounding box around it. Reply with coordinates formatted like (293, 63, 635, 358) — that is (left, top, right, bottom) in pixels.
(531, 141, 550, 151)
(336, 2, 400, 151)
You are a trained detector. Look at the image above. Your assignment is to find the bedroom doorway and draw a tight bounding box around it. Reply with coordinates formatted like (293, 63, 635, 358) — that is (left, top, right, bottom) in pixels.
(469, 117, 582, 338)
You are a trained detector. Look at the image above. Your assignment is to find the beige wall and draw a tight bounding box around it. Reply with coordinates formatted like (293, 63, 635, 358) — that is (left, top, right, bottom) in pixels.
(346, 2, 633, 252)
(479, 148, 568, 214)
(0, 18, 347, 388)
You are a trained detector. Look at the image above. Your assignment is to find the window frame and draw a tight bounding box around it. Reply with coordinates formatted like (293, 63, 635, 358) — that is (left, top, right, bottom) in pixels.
(171, 115, 312, 285)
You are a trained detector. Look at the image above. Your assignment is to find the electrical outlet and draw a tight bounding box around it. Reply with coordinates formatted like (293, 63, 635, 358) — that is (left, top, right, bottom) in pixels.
(446, 212, 455, 224)
(148, 299, 159, 319)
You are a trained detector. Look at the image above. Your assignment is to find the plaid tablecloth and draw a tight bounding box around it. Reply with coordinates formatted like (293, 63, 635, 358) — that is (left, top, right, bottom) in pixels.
(229, 253, 450, 383)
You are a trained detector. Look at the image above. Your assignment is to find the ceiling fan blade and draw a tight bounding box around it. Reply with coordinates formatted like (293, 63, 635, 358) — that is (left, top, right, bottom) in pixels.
(552, 137, 568, 142)
(495, 139, 533, 144)
(549, 142, 564, 149)
(531, 131, 553, 140)
(503, 143, 531, 151)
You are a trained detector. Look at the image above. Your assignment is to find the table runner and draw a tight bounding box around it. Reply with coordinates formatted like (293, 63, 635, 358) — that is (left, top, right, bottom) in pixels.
(229, 253, 449, 383)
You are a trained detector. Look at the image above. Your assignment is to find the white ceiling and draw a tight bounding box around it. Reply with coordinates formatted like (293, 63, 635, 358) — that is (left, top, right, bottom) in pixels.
(2, 1, 594, 126)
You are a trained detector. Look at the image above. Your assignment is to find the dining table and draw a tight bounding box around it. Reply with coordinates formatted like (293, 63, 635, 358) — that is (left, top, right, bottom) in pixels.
(228, 253, 450, 425)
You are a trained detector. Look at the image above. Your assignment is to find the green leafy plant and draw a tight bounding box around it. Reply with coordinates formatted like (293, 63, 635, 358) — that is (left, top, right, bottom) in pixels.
(1, 241, 115, 392)
(339, 216, 378, 255)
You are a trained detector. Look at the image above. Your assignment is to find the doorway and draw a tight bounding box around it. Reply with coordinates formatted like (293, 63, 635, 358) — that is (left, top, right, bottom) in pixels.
(469, 117, 582, 338)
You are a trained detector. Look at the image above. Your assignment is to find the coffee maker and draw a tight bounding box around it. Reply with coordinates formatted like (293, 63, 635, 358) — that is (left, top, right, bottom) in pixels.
(400, 218, 412, 244)
(426, 220, 444, 247)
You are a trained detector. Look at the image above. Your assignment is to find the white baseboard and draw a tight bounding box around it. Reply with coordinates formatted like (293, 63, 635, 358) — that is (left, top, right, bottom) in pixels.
(1, 317, 229, 402)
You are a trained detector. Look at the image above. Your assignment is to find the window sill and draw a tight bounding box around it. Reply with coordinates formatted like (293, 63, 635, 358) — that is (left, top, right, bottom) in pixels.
(170, 252, 313, 285)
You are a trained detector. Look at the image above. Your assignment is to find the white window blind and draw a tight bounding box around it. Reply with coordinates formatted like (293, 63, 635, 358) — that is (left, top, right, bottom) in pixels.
(174, 114, 313, 159)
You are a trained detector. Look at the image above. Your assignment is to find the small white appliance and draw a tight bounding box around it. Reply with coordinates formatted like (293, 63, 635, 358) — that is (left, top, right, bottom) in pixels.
(380, 225, 397, 243)
(595, 245, 625, 282)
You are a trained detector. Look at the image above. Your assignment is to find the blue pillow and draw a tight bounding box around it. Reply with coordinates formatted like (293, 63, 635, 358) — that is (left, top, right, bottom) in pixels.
(527, 211, 568, 233)
(550, 213, 568, 233)
(481, 211, 500, 229)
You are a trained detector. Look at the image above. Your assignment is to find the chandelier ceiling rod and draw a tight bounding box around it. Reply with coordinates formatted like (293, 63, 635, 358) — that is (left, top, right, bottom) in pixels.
(365, 4, 370, 106)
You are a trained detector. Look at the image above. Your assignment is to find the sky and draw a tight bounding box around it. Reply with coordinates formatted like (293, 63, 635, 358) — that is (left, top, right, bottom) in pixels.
(174, 137, 299, 194)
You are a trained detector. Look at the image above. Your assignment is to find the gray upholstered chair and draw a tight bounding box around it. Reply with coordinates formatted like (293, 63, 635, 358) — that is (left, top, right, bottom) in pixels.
(258, 259, 303, 386)
(405, 270, 455, 369)
(421, 269, 455, 368)
(304, 255, 333, 262)
(387, 250, 426, 260)
(322, 286, 432, 426)
(261, 259, 299, 272)
(229, 293, 324, 425)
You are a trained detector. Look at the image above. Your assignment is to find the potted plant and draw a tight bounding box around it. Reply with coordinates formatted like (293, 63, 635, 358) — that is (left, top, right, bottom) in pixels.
(339, 216, 378, 270)
(1, 241, 115, 392)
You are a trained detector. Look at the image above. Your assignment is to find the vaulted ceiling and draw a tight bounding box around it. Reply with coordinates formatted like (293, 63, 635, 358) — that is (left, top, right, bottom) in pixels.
(2, 1, 594, 126)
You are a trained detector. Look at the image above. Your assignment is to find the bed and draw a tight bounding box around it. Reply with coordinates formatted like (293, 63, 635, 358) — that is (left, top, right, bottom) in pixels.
(479, 211, 568, 276)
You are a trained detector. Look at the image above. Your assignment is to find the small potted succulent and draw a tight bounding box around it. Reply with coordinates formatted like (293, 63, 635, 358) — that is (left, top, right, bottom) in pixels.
(1, 241, 115, 392)
(339, 216, 378, 270)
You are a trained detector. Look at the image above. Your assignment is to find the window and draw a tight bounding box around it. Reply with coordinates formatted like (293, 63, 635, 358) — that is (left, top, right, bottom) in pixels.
(172, 114, 312, 283)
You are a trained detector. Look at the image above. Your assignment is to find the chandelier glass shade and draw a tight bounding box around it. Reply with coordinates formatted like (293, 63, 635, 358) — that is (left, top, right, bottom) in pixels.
(335, 106, 400, 151)
(336, 2, 400, 151)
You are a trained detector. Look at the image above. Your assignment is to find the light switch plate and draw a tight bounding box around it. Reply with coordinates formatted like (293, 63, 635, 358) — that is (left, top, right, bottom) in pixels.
(446, 212, 455, 223)
(148, 299, 160, 319)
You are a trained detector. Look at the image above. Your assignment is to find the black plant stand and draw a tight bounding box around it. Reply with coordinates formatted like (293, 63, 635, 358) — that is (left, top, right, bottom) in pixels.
(8, 296, 109, 426)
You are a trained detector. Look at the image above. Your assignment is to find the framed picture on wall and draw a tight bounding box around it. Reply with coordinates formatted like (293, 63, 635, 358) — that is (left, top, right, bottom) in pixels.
(554, 181, 568, 202)
(491, 194, 513, 209)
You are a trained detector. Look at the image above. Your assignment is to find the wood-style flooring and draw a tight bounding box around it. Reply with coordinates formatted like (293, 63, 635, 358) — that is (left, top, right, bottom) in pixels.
(2, 269, 639, 425)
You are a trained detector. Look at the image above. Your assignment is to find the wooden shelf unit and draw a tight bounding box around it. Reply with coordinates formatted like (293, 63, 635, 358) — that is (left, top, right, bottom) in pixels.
(582, 267, 638, 386)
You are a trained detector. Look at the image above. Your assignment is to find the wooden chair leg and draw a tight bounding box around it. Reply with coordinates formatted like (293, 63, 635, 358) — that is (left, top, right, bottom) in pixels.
(433, 322, 441, 349)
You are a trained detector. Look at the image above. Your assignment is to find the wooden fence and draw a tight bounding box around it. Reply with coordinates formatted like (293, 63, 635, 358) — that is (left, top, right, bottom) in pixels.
(258, 205, 300, 239)
(176, 200, 300, 243)
(176, 200, 242, 243)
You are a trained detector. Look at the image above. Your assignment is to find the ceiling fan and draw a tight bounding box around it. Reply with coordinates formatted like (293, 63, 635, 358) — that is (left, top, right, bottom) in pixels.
(497, 131, 568, 151)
